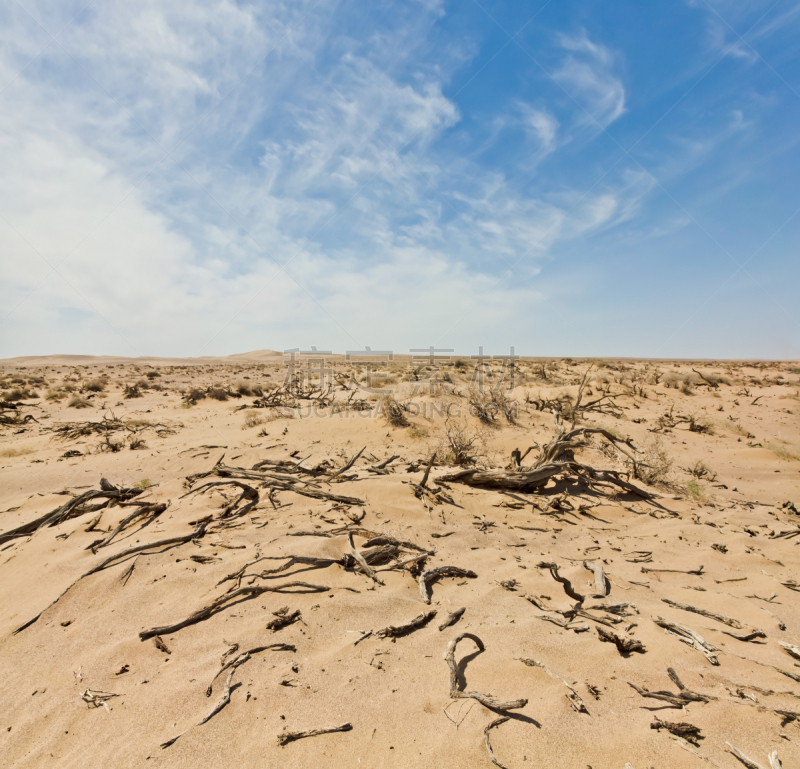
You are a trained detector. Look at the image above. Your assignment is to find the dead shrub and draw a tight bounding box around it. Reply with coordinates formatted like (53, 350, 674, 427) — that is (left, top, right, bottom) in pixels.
(468, 389, 499, 424)
(207, 387, 229, 401)
(2, 388, 38, 401)
(686, 460, 716, 481)
(242, 410, 265, 429)
(408, 423, 429, 439)
(469, 388, 517, 425)
(0, 446, 36, 458)
(84, 379, 106, 393)
(631, 437, 673, 486)
(438, 417, 488, 466)
(123, 383, 142, 399)
(98, 434, 124, 453)
(236, 381, 263, 397)
(688, 416, 713, 434)
(182, 387, 206, 405)
(380, 395, 409, 427)
(68, 395, 92, 409)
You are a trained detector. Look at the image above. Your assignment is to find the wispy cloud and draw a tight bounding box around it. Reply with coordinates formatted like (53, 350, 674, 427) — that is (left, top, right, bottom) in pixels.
(553, 32, 626, 128)
(0, 1, 796, 358)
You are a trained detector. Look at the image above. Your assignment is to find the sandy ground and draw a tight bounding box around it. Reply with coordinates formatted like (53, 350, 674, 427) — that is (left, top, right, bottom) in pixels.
(0, 355, 798, 768)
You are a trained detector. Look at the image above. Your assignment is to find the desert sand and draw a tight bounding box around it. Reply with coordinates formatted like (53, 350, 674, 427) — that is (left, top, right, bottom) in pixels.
(0, 354, 798, 768)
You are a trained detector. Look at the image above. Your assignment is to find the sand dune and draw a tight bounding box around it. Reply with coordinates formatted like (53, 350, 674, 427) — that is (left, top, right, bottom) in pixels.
(0, 357, 798, 767)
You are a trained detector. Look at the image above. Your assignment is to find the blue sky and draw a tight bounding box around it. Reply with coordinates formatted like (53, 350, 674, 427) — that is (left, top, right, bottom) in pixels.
(1, 0, 798, 358)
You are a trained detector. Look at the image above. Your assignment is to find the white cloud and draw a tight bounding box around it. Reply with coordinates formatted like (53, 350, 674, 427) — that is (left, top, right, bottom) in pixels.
(557, 31, 613, 66)
(519, 104, 559, 152)
(554, 32, 626, 128)
(0, 2, 651, 356)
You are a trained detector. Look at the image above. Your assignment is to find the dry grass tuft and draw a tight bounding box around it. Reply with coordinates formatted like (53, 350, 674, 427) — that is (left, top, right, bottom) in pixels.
(207, 387, 229, 401)
(242, 410, 265, 429)
(0, 446, 34, 458)
(685, 478, 710, 503)
(123, 383, 143, 399)
(236, 381, 263, 397)
(631, 437, 673, 486)
(766, 442, 799, 462)
(380, 395, 409, 427)
(437, 418, 488, 466)
(2, 388, 38, 401)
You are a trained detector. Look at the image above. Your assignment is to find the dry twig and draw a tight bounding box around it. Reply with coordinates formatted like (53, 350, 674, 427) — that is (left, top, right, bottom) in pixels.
(140, 582, 329, 640)
(444, 633, 527, 711)
(278, 723, 353, 746)
(484, 717, 511, 769)
(419, 566, 477, 604)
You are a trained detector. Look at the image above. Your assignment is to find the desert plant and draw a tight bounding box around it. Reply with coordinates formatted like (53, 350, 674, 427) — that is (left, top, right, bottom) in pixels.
(207, 387, 229, 401)
(688, 416, 713, 434)
(407, 423, 429, 439)
(380, 394, 409, 427)
(468, 388, 510, 424)
(2, 388, 38, 401)
(766, 443, 799, 461)
(68, 395, 92, 409)
(629, 437, 673, 486)
(123, 383, 142, 399)
(686, 460, 716, 481)
(235, 381, 263, 397)
(437, 417, 488, 466)
(84, 379, 106, 393)
(685, 478, 709, 503)
(182, 387, 206, 405)
(98, 434, 124, 452)
(243, 410, 265, 429)
(0, 446, 34, 458)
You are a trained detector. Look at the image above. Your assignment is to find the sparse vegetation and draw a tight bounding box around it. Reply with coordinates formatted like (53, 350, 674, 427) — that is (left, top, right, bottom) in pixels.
(0, 446, 34, 458)
(242, 410, 265, 429)
(380, 394, 409, 427)
(766, 442, 799, 462)
(686, 460, 716, 481)
(437, 418, 488, 466)
(207, 387, 229, 401)
(2, 388, 38, 401)
(631, 437, 673, 486)
(1, 354, 798, 769)
(685, 478, 709, 503)
(123, 383, 143, 399)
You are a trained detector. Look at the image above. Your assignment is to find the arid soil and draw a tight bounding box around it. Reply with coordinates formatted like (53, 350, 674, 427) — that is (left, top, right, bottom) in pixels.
(0, 353, 798, 768)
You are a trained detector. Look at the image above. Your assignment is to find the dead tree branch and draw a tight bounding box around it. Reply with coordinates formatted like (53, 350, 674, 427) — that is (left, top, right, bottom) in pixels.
(444, 633, 527, 711)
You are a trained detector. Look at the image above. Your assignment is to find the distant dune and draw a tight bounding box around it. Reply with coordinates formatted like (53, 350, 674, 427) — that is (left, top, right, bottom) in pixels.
(0, 349, 283, 367)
